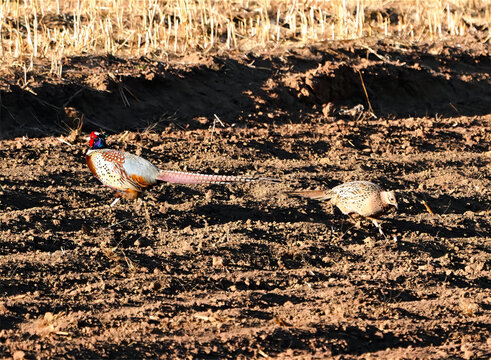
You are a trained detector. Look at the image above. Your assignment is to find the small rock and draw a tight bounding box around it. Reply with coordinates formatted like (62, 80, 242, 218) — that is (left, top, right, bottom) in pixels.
(13, 350, 26, 360)
(212, 256, 224, 267)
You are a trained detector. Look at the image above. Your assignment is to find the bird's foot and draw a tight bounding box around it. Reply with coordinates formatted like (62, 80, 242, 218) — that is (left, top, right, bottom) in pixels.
(370, 218, 387, 238)
(110, 198, 120, 207)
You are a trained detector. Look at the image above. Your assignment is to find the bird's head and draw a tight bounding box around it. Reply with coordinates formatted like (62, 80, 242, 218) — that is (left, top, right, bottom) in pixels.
(382, 190, 398, 209)
(89, 131, 107, 149)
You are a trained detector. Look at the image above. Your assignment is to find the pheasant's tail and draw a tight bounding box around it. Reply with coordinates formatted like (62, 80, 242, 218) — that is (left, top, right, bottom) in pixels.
(287, 189, 332, 201)
(156, 170, 281, 185)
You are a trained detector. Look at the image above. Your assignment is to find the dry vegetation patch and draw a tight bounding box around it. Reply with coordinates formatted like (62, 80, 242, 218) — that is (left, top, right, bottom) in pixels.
(0, 0, 489, 74)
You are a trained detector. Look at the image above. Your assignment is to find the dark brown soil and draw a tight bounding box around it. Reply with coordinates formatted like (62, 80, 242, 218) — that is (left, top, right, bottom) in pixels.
(0, 38, 490, 359)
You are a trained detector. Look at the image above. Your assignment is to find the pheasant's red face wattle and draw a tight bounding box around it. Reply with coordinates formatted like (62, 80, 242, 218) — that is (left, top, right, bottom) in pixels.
(88, 132, 107, 150)
(89, 131, 98, 147)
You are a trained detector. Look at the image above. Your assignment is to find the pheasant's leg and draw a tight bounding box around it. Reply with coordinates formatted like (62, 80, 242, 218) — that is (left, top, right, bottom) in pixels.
(347, 214, 362, 229)
(336, 217, 358, 242)
(110, 197, 121, 207)
(110, 191, 126, 207)
(110, 198, 120, 207)
(368, 217, 385, 237)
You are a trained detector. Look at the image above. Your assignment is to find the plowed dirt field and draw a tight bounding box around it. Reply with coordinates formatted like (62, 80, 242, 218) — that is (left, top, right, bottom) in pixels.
(1, 41, 490, 359)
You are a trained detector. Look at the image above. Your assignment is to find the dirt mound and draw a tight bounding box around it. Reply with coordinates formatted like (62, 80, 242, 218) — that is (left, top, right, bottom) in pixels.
(0, 40, 490, 139)
(283, 45, 491, 118)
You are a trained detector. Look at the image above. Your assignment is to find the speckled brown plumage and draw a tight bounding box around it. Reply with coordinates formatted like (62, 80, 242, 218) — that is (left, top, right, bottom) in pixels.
(289, 181, 398, 235)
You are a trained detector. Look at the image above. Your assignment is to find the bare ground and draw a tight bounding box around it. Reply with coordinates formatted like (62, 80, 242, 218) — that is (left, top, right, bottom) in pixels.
(0, 38, 490, 359)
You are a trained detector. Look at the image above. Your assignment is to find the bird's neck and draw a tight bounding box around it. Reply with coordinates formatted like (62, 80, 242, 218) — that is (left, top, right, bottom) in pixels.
(86, 148, 99, 155)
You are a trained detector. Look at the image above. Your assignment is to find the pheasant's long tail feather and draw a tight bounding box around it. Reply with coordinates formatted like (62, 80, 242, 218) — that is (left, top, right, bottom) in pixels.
(287, 189, 332, 201)
(156, 170, 280, 185)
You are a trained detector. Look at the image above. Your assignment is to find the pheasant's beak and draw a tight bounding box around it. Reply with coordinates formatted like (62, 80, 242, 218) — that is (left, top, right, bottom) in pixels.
(394, 203, 398, 210)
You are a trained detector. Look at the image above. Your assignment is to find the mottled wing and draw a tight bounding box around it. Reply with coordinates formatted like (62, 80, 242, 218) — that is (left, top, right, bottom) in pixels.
(332, 181, 381, 215)
(120, 152, 160, 188)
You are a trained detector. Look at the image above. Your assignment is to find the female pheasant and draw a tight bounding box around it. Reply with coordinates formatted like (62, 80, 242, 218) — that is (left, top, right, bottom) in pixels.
(86, 131, 276, 202)
(289, 181, 398, 235)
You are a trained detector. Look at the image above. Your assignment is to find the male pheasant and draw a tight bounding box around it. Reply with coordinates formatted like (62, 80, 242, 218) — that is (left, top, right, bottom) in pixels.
(86, 131, 276, 203)
(289, 181, 398, 235)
